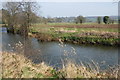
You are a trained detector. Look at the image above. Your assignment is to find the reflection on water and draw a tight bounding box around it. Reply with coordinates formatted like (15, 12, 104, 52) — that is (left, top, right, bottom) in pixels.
(1, 27, 119, 69)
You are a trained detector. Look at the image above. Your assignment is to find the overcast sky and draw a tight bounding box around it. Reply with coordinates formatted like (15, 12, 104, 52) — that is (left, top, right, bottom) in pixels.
(0, 0, 119, 2)
(0, 0, 118, 17)
(39, 2, 118, 17)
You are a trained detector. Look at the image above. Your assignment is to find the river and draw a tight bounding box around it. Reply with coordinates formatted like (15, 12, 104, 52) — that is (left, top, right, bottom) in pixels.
(1, 27, 119, 69)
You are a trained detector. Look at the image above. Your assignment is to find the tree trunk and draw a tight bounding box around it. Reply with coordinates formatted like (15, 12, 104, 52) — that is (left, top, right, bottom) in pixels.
(7, 24, 14, 34)
(17, 23, 28, 38)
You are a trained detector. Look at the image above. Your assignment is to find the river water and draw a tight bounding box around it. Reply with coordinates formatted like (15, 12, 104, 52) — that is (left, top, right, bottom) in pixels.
(1, 27, 119, 69)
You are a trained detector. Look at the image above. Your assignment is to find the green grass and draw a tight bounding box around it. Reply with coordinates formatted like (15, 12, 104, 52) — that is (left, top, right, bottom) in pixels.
(33, 22, 118, 26)
(30, 26, 118, 33)
(35, 22, 118, 25)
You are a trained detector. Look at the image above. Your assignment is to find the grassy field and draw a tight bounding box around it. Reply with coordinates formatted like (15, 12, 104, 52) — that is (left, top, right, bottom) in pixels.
(30, 26, 118, 33)
(33, 23, 118, 26)
(30, 23, 118, 32)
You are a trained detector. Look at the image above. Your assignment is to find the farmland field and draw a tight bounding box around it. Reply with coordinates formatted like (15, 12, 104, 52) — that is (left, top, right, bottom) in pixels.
(31, 23, 119, 33)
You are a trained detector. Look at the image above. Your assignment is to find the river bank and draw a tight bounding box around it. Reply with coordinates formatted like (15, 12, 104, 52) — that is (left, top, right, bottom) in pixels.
(2, 51, 119, 78)
(28, 24, 119, 47)
(29, 31, 119, 47)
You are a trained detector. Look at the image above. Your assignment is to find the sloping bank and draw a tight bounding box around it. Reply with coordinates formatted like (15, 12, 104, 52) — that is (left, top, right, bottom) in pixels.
(29, 31, 119, 47)
(2, 52, 120, 78)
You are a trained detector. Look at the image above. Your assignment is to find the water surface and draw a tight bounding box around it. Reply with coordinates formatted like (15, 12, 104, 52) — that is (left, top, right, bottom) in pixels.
(1, 27, 119, 69)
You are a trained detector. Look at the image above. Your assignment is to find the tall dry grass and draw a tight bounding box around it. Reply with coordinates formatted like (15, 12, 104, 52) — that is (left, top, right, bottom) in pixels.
(1, 51, 120, 78)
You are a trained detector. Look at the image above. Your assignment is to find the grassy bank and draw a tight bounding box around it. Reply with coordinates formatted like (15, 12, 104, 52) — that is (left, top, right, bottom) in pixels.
(2, 51, 120, 78)
(29, 24, 119, 46)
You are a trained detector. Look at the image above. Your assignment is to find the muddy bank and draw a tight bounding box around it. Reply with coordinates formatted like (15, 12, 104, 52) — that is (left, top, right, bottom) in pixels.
(29, 32, 119, 47)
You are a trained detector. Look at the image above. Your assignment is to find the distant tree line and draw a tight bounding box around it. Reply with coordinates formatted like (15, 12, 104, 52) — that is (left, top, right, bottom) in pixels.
(36, 16, 117, 24)
(97, 16, 114, 24)
(37, 17, 75, 24)
(74, 15, 116, 24)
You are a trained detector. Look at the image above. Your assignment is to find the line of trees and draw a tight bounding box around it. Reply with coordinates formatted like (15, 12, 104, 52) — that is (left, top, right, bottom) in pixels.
(97, 16, 115, 24)
(37, 17, 75, 24)
(75, 15, 115, 24)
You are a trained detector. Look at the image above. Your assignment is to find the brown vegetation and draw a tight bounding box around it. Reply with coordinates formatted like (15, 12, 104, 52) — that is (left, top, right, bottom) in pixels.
(77, 31, 118, 39)
(1, 51, 120, 78)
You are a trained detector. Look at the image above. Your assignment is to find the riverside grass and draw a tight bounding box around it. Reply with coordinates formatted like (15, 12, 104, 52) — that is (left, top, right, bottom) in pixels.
(1, 51, 120, 78)
(28, 23, 119, 46)
(29, 29, 119, 46)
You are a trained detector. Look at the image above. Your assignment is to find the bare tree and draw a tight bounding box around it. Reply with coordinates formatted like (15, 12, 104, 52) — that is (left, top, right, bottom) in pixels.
(18, 2, 39, 37)
(3, 2, 22, 33)
(3, 2, 39, 37)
